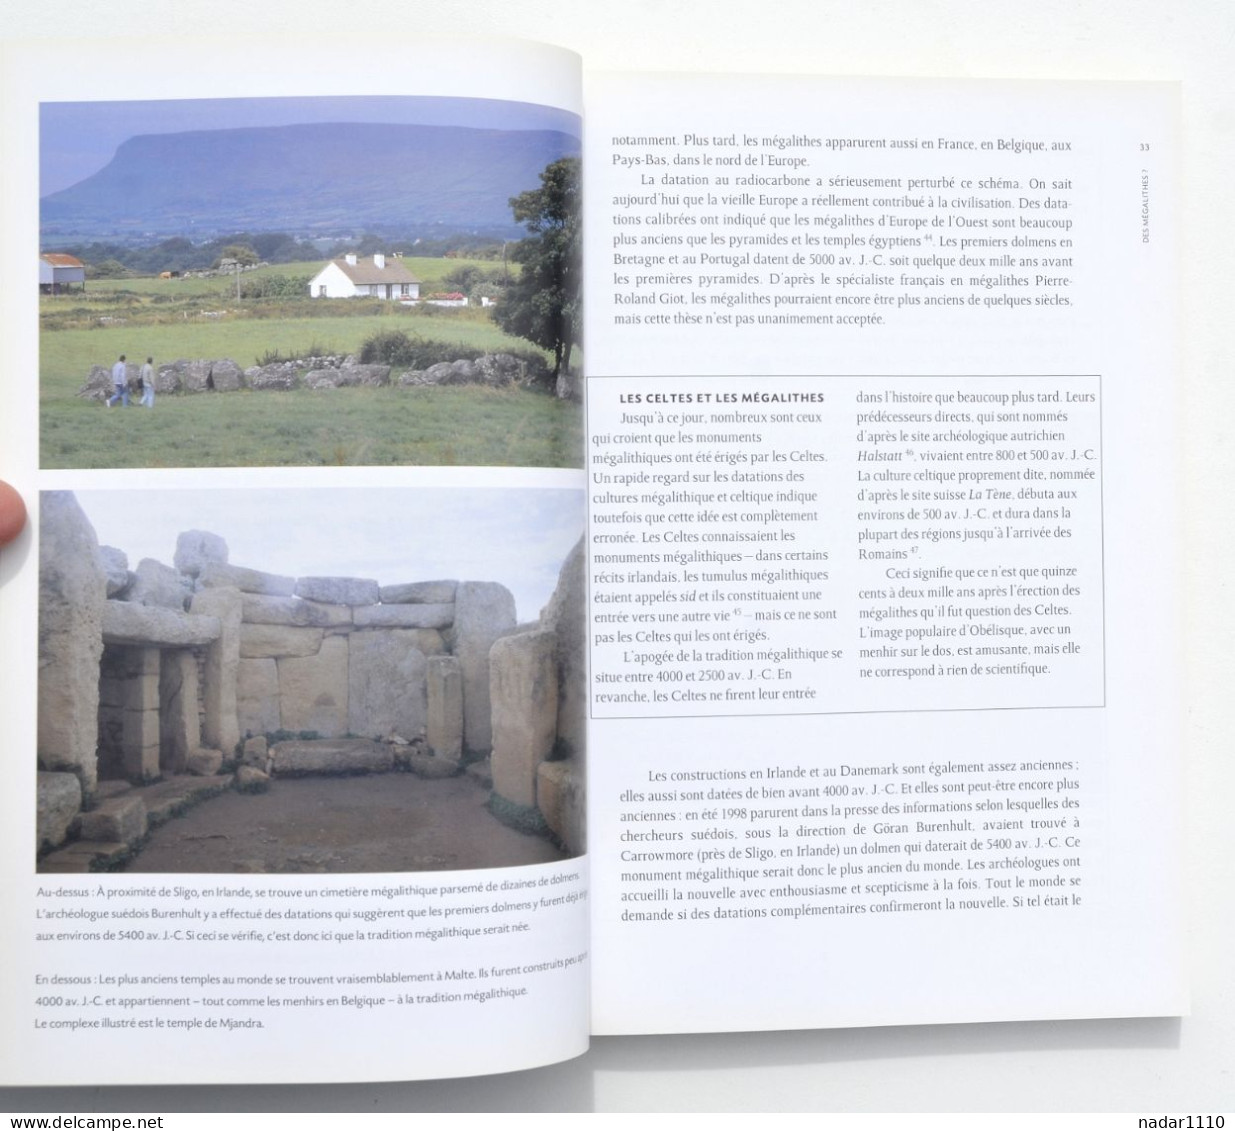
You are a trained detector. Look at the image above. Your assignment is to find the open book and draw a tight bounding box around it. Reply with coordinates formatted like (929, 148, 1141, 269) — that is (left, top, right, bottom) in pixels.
(0, 39, 1182, 1085)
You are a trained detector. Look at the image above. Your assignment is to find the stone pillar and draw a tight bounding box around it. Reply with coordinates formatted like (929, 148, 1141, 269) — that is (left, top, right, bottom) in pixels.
(538, 538, 586, 757)
(160, 649, 201, 775)
(454, 581, 516, 755)
(189, 586, 242, 756)
(120, 646, 161, 782)
(426, 655, 463, 760)
(489, 629, 558, 807)
(37, 492, 107, 797)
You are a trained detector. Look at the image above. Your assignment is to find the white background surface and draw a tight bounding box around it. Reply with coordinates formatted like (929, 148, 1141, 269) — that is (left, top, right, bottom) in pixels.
(2, 0, 1231, 1112)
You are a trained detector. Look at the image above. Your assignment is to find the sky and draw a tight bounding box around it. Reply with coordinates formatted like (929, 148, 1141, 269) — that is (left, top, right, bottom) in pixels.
(73, 485, 584, 623)
(40, 95, 582, 196)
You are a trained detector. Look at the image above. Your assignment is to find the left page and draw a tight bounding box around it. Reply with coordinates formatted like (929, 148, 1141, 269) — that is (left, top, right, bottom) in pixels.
(1, 37, 589, 1086)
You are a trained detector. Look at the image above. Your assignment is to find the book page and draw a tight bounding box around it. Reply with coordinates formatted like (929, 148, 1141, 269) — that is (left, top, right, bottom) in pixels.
(583, 72, 1184, 1033)
(1, 38, 589, 1085)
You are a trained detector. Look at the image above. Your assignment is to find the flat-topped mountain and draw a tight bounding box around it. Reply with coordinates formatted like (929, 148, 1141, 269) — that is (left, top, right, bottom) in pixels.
(40, 121, 580, 239)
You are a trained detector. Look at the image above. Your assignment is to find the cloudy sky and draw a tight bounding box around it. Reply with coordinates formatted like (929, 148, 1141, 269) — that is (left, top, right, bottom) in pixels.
(73, 486, 583, 622)
(40, 95, 581, 196)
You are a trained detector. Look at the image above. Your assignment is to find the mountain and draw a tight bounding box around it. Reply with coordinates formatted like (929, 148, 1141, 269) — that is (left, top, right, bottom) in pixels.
(40, 121, 580, 240)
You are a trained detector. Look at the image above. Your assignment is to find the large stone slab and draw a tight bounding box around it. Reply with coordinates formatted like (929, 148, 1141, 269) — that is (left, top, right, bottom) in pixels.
(189, 586, 243, 757)
(380, 580, 457, 605)
(347, 631, 427, 740)
(37, 772, 82, 854)
(237, 657, 280, 737)
(240, 594, 350, 628)
(239, 623, 324, 659)
(127, 558, 187, 610)
(209, 359, 244, 392)
(159, 649, 200, 774)
(102, 601, 220, 647)
(199, 561, 295, 596)
(539, 537, 587, 757)
(277, 634, 349, 737)
(489, 629, 558, 807)
(352, 603, 453, 629)
(270, 738, 393, 776)
(454, 581, 516, 755)
(426, 655, 463, 760)
(38, 491, 107, 794)
(294, 576, 380, 606)
(174, 530, 228, 578)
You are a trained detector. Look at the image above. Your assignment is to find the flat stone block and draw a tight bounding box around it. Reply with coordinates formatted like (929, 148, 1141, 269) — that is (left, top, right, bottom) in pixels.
(270, 738, 393, 776)
(102, 601, 220, 647)
(239, 624, 324, 659)
(78, 795, 147, 844)
(241, 594, 351, 628)
(353, 603, 453, 629)
(380, 580, 458, 605)
(294, 576, 380, 606)
(199, 561, 295, 596)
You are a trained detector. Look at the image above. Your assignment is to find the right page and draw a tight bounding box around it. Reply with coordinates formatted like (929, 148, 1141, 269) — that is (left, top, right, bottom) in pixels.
(583, 73, 1184, 1033)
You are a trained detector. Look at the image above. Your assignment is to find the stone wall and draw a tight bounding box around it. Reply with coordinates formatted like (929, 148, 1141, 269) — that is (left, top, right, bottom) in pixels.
(36, 494, 583, 858)
(77, 351, 563, 399)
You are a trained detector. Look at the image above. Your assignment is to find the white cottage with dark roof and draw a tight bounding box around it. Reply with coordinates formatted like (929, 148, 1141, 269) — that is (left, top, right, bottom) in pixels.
(308, 252, 420, 300)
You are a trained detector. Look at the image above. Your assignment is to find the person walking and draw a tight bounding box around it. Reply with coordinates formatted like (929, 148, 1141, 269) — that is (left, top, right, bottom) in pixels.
(139, 356, 155, 408)
(106, 354, 129, 408)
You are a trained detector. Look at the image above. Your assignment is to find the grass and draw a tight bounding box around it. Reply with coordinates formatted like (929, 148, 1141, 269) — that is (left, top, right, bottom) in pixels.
(42, 383, 581, 469)
(40, 275, 582, 469)
(42, 310, 526, 373)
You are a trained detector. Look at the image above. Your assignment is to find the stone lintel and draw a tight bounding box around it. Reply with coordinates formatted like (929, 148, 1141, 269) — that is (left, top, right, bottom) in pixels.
(102, 601, 220, 647)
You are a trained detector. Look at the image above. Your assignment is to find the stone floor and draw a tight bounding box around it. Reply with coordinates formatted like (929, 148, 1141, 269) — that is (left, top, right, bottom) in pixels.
(37, 761, 568, 875)
(120, 771, 566, 874)
(38, 773, 232, 872)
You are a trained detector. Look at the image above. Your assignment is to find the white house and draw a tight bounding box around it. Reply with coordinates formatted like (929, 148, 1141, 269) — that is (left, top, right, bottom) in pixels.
(308, 252, 420, 300)
(39, 253, 86, 294)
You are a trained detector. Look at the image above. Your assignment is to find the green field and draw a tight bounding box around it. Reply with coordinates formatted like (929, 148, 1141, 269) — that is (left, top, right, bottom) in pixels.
(39, 260, 581, 470)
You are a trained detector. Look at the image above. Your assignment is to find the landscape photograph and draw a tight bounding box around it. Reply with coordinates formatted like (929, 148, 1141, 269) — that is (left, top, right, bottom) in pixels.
(38, 95, 583, 470)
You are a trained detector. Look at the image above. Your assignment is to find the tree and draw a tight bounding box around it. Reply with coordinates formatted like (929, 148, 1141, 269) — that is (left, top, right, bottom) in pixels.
(493, 157, 581, 381)
(214, 243, 259, 269)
